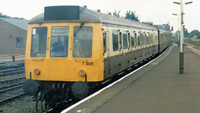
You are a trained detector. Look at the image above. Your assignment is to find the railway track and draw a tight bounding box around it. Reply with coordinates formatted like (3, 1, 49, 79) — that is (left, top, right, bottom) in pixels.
(0, 61, 26, 105)
(185, 39, 200, 47)
(0, 86, 25, 105)
(0, 63, 24, 77)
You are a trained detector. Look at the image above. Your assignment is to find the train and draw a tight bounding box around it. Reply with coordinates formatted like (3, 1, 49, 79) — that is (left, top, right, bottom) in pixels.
(23, 6, 171, 111)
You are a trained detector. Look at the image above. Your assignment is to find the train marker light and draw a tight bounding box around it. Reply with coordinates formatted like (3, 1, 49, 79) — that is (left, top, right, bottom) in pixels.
(80, 70, 86, 77)
(34, 68, 40, 75)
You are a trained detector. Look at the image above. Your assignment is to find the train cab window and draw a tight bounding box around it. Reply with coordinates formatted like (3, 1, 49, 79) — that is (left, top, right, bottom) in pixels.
(130, 32, 135, 47)
(31, 27, 47, 57)
(73, 26, 93, 58)
(112, 30, 119, 51)
(50, 26, 69, 57)
(122, 31, 128, 49)
(103, 32, 107, 53)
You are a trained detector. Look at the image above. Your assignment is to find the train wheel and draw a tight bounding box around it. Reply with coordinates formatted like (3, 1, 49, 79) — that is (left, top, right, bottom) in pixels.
(41, 92, 53, 112)
(36, 92, 42, 113)
(36, 91, 53, 113)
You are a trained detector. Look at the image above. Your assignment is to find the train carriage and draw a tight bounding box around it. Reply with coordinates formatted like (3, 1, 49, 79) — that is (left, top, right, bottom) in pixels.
(23, 6, 171, 111)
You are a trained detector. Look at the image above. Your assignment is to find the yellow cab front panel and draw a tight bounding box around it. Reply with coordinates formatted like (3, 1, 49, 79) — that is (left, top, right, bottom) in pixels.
(25, 22, 104, 82)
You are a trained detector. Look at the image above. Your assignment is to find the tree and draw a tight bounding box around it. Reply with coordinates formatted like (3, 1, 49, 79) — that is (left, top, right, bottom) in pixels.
(113, 10, 121, 17)
(184, 28, 189, 38)
(0, 12, 25, 19)
(189, 30, 200, 38)
(125, 11, 139, 22)
(197, 33, 200, 39)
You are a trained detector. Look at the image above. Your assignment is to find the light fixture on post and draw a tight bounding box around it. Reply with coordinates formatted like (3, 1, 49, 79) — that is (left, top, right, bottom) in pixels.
(173, 0, 192, 74)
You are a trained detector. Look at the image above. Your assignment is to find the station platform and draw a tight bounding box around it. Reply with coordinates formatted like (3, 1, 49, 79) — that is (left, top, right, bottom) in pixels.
(0, 55, 24, 63)
(64, 43, 200, 113)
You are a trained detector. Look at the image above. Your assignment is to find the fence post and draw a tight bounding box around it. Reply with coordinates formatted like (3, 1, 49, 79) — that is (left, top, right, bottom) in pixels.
(12, 56, 15, 62)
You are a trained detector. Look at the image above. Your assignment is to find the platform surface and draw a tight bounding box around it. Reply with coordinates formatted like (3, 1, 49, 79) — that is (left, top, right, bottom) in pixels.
(65, 44, 200, 113)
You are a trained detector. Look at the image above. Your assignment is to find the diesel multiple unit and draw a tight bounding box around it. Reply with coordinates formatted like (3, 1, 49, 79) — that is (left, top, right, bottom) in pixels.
(23, 6, 171, 111)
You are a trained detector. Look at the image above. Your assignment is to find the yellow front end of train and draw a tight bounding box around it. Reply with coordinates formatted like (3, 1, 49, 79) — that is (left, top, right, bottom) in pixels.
(25, 22, 104, 82)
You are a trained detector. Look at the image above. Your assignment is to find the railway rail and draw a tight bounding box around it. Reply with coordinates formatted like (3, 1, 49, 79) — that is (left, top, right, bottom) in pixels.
(0, 61, 25, 105)
(0, 76, 25, 90)
(185, 39, 200, 46)
(0, 86, 25, 105)
(0, 63, 24, 76)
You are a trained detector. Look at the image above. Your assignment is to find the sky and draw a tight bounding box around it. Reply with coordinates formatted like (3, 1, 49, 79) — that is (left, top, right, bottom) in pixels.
(0, 0, 199, 33)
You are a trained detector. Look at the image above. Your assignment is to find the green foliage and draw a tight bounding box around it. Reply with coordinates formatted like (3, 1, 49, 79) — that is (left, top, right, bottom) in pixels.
(125, 11, 139, 22)
(197, 33, 200, 39)
(190, 30, 199, 36)
(184, 28, 189, 37)
(113, 10, 121, 17)
(0, 12, 24, 20)
(190, 30, 200, 38)
(176, 29, 200, 39)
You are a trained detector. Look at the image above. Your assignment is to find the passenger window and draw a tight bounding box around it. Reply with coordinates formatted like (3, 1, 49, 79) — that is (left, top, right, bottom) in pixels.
(130, 32, 135, 47)
(31, 27, 47, 57)
(153, 33, 155, 44)
(50, 26, 69, 57)
(149, 33, 152, 44)
(137, 32, 140, 46)
(73, 26, 93, 58)
(141, 33, 145, 46)
(155, 33, 158, 44)
(146, 33, 149, 45)
(123, 31, 128, 49)
(103, 32, 107, 53)
(112, 30, 119, 51)
(164, 33, 166, 42)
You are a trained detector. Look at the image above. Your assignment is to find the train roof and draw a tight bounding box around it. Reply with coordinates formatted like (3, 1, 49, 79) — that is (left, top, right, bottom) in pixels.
(29, 6, 169, 32)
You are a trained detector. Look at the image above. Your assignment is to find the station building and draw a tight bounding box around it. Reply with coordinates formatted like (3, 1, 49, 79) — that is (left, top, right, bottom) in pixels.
(0, 18, 29, 55)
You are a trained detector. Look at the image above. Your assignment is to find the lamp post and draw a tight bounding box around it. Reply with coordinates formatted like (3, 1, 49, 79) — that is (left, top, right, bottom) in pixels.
(173, 0, 192, 74)
(172, 13, 180, 46)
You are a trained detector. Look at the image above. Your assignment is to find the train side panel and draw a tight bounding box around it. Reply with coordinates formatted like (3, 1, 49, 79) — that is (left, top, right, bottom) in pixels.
(102, 25, 160, 80)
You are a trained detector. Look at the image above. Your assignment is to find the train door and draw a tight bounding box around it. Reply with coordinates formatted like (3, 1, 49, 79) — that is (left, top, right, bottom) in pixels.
(118, 31, 123, 71)
(156, 28, 161, 53)
(103, 30, 110, 79)
(109, 30, 120, 77)
(122, 31, 129, 69)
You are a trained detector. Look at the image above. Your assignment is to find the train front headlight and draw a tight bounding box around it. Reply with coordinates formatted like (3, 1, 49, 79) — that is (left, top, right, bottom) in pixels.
(34, 68, 40, 75)
(80, 69, 86, 77)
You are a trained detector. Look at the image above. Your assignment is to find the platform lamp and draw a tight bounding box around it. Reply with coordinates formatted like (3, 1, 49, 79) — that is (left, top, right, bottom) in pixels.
(173, 0, 192, 74)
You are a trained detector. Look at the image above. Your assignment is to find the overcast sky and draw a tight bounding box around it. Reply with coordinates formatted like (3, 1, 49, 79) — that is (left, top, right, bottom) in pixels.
(0, 0, 199, 32)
